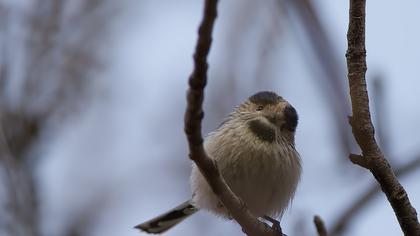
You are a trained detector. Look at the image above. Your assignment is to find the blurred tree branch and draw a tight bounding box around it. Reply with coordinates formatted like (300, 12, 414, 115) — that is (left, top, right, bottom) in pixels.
(331, 155, 420, 235)
(314, 215, 328, 236)
(184, 0, 284, 235)
(345, 0, 420, 235)
(371, 75, 392, 158)
(0, 1, 120, 235)
(281, 0, 355, 158)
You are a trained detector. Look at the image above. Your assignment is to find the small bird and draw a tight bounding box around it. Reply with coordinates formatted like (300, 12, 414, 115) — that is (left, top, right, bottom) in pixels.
(135, 91, 301, 234)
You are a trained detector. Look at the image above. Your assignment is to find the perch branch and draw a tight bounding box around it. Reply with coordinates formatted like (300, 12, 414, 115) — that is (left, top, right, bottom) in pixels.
(184, 0, 282, 235)
(345, 0, 420, 235)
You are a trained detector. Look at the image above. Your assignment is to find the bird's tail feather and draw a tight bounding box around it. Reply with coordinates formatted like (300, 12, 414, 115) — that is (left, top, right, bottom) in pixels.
(134, 200, 198, 234)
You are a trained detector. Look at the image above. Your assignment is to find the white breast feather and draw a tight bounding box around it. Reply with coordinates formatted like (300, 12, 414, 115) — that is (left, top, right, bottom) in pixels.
(190, 119, 301, 218)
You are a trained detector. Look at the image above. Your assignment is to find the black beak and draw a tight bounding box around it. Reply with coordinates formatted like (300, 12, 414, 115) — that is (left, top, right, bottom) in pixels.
(283, 105, 298, 132)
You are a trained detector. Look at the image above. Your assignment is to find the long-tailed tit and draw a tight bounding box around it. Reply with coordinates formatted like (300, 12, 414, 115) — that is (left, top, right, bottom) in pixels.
(135, 91, 301, 234)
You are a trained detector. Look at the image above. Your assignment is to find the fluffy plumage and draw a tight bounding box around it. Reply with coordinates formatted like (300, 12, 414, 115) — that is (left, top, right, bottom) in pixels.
(136, 91, 301, 234)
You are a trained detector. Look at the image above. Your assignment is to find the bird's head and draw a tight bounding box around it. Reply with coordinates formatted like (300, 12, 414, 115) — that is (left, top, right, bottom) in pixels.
(229, 91, 298, 144)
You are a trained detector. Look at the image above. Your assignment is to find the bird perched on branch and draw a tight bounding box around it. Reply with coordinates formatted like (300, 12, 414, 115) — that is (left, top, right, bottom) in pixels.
(135, 91, 301, 234)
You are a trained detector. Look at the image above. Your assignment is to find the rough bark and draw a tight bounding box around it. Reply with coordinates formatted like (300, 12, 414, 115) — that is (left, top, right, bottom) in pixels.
(345, 0, 420, 235)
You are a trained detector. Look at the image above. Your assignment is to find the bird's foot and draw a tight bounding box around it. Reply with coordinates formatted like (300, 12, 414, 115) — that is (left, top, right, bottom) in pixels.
(262, 215, 287, 236)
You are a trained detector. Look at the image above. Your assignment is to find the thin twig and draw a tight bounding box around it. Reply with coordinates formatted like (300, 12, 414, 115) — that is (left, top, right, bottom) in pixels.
(345, 0, 420, 235)
(184, 1, 282, 236)
(314, 215, 328, 236)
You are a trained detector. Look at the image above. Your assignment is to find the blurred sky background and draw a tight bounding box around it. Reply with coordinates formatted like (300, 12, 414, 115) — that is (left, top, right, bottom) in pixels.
(1, 0, 420, 236)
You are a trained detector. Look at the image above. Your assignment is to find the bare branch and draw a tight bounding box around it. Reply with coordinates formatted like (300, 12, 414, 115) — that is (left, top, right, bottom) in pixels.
(345, 0, 420, 235)
(184, 1, 282, 235)
(314, 215, 328, 236)
(348, 153, 369, 169)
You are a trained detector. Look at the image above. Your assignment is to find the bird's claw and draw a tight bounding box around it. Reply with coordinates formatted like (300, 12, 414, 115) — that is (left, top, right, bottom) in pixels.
(262, 216, 287, 236)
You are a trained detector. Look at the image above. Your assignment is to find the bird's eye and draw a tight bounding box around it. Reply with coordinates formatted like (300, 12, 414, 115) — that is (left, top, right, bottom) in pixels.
(256, 105, 264, 111)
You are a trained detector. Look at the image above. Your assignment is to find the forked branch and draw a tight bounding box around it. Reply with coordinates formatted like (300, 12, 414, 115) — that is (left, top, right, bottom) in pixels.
(345, 0, 420, 235)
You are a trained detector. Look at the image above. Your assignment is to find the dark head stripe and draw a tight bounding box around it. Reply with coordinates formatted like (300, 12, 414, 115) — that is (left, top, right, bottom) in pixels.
(249, 91, 281, 105)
